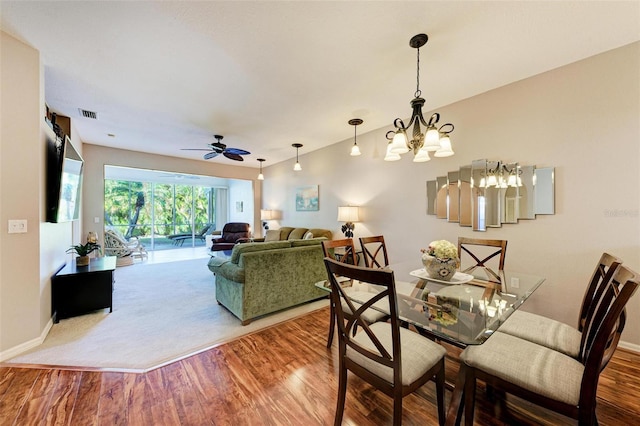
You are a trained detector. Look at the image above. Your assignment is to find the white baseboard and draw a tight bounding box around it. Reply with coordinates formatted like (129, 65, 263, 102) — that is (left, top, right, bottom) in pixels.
(619, 340, 640, 354)
(0, 318, 53, 362)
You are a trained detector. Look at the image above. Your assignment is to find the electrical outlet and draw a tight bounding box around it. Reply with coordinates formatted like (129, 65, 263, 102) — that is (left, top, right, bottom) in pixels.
(8, 219, 27, 234)
(510, 277, 520, 289)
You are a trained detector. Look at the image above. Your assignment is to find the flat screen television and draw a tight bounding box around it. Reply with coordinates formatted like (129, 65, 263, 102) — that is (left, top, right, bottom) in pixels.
(46, 133, 84, 223)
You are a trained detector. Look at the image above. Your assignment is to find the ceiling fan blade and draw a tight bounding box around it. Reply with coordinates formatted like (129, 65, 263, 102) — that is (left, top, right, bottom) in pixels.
(224, 147, 251, 156)
(223, 152, 244, 161)
(204, 151, 220, 160)
(181, 148, 212, 151)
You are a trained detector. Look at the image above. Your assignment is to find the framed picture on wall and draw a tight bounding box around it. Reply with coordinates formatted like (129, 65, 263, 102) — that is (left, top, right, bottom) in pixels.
(236, 201, 243, 213)
(296, 185, 319, 211)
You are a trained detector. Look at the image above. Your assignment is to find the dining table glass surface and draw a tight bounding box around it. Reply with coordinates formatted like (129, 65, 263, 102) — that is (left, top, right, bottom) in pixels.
(319, 266, 545, 348)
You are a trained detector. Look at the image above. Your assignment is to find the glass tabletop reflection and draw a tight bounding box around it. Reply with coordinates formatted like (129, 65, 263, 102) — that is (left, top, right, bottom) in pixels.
(318, 267, 545, 347)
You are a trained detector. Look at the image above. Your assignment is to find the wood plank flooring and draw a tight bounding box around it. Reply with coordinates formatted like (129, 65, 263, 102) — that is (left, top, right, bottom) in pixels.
(1, 307, 639, 425)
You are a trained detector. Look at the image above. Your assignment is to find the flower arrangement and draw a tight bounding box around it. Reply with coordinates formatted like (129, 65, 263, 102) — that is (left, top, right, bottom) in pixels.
(421, 240, 458, 260)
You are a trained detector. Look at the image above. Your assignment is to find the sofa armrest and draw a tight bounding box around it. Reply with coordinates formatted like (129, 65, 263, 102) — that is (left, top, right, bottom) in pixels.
(207, 256, 230, 273)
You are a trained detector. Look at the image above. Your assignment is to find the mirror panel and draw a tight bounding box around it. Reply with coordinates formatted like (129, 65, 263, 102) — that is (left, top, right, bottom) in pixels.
(500, 162, 519, 224)
(485, 160, 502, 228)
(471, 159, 487, 231)
(518, 165, 536, 219)
(436, 176, 448, 219)
(459, 166, 472, 227)
(447, 171, 460, 223)
(426, 180, 436, 215)
(534, 167, 555, 214)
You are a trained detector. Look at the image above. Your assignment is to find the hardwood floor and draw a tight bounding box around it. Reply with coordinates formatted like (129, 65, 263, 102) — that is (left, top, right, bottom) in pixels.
(1, 307, 639, 425)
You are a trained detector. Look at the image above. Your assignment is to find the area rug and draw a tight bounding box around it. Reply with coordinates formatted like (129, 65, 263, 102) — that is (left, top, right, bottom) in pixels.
(5, 258, 329, 372)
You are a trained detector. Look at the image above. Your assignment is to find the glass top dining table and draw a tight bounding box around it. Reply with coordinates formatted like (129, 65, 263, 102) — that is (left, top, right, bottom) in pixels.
(318, 266, 545, 348)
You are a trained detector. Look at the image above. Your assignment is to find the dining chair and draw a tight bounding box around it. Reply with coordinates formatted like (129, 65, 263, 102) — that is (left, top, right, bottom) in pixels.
(457, 237, 507, 282)
(322, 239, 389, 348)
(323, 257, 447, 426)
(458, 265, 639, 426)
(499, 252, 622, 358)
(359, 235, 390, 268)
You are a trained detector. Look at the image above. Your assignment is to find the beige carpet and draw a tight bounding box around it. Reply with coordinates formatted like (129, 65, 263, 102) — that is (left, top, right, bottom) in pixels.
(5, 258, 329, 372)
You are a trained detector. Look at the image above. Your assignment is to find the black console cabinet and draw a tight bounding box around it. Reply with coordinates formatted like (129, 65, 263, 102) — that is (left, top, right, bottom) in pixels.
(52, 256, 116, 323)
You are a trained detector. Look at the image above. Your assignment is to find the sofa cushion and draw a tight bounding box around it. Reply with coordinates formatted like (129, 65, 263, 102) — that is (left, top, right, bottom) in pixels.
(303, 231, 314, 239)
(307, 228, 332, 239)
(230, 240, 291, 264)
(264, 229, 281, 242)
(288, 228, 309, 240)
(279, 227, 295, 240)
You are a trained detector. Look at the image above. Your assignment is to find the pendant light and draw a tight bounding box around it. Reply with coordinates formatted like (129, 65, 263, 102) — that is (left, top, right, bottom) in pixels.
(257, 158, 265, 180)
(348, 118, 363, 156)
(292, 143, 303, 171)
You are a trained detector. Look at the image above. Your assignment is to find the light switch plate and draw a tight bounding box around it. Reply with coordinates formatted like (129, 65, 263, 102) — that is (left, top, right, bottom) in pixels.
(8, 219, 27, 234)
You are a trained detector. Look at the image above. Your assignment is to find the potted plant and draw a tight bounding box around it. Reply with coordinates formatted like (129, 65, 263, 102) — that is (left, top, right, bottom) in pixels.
(67, 242, 101, 266)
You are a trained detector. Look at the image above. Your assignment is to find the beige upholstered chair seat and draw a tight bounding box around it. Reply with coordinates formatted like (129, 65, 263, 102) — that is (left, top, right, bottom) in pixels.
(341, 291, 389, 324)
(461, 331, 584, 405)
(498, 310, 582, 358)
(349, 322, 447, 386)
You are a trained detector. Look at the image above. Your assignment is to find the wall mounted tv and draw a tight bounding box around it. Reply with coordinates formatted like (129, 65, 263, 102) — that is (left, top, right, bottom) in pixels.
(46, 133, 84, 223)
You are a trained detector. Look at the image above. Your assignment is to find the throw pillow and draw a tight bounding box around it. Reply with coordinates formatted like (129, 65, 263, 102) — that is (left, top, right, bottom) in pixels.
(303, 231, 314, 240)
(264, 229, 281, 242)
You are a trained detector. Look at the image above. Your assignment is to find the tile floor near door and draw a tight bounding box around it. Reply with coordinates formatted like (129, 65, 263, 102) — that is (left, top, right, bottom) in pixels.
(144, 246, 211, 265)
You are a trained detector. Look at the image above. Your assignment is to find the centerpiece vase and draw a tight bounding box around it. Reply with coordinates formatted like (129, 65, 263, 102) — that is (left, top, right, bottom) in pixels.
(422, 254, 459, 282)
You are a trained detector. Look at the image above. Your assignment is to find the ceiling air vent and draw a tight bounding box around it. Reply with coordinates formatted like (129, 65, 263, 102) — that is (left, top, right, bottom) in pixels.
(78, 108, 98, 119)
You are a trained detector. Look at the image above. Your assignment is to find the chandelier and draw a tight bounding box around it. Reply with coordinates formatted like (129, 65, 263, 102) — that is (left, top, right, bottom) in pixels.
(385, 34, 455, 162)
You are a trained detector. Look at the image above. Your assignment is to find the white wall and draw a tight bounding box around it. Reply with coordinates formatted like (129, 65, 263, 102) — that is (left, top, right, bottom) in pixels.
(1, 32, 81, 358)
(263, 42, 640, 348)
(227, 179, 255, 231)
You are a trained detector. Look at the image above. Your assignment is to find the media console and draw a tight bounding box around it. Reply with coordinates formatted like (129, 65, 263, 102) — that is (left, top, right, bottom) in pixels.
(52, 256, 116, 323)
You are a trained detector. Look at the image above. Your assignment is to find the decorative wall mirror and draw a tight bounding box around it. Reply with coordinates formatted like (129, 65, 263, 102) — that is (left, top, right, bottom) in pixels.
(427, 160, 555, 231)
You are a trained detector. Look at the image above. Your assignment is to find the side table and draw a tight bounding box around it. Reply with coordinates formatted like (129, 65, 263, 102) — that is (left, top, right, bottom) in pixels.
(52, 256, 117, 323)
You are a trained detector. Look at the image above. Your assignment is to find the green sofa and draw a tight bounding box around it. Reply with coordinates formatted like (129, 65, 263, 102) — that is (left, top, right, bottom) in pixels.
(208, 238, 330, 325)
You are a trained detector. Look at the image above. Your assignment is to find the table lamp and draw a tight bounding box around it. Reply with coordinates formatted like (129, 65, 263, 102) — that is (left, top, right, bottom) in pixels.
(337, 206, 360, 238)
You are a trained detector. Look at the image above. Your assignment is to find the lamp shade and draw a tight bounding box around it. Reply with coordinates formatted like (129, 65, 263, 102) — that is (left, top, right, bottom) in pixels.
(260, 209, 274, 220)
(337, 206, 360, 223)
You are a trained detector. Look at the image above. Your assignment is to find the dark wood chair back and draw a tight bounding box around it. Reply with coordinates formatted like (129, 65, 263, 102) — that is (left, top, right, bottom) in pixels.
(578, 252, 622, 334)
(457, 237, 507, 282)
(359, 235, 390, 268)
(321, 238, 357, 265)
(579, 264, 637, 370)
(324, 257, 398, 361)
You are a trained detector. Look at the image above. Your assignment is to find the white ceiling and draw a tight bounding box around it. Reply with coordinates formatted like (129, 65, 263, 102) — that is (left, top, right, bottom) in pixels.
(2, 1, 639, 168)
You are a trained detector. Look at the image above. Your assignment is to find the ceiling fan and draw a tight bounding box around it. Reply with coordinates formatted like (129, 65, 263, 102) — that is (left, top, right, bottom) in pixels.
(181, 134, 250, 161)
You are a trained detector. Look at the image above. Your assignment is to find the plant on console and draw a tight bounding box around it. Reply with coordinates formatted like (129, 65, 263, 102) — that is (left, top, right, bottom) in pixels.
(67, 242, 101, 266)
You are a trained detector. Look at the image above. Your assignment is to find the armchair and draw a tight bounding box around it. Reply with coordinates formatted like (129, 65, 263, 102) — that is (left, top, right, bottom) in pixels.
(104, 228, 148, 266)
(210, 222, 251, 252)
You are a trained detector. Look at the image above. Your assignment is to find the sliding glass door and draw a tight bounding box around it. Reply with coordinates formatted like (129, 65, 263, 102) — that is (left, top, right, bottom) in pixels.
(105, 179, 217, 251)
